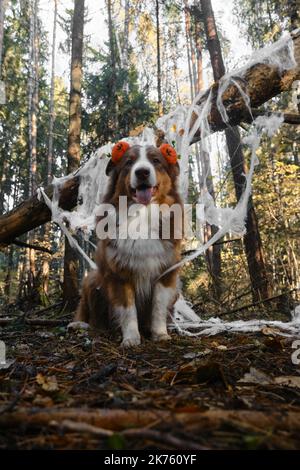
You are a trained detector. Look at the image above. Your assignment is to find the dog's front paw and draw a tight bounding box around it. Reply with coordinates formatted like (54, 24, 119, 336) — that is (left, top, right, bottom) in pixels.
(152, 333, 171, 342)
(121, 334, 141, 348)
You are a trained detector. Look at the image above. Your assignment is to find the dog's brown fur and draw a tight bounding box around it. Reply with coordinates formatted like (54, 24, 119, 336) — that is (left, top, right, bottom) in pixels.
(75, 144, 182, 345)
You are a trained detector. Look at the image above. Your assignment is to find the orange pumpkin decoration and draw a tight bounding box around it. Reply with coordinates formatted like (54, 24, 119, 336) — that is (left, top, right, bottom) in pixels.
(111, 141, 130, 163)
(159, 143, 178, 164)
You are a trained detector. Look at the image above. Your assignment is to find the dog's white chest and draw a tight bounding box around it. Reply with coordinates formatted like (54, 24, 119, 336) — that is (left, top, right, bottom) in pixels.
(109, 238, 172, 276)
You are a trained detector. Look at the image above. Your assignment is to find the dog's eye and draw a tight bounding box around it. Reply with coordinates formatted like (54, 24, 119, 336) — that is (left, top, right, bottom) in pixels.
(153, 158, 160, 164)
(126, 159, 134, 166)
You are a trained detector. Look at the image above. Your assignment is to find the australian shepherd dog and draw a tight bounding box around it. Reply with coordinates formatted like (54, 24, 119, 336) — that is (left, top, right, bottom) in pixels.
(75, 141, 183, 347)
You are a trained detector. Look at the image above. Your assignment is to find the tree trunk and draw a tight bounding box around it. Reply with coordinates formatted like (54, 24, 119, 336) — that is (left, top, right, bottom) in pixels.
(107, 0, 119, 133)
(29, 0, 39, 197)
(123, 0, 130, 88)
(155, 0, 163, 116)
(193, 4, 204, 94)
(27, 0, 40, 298)
(4, 245, 13, 302)
(63, 0, 85, 312)
(0, 0, 7, 73)
(0, 0, 7, 104)
(184, 2, 194, 101)
(288, 0, 300, 30)
(47, 0, 57, 183)
(42, 0, 58, 300)
(184, 1, 197, 97)
(200, 0, 271, 301)
(192, 2, 222, 297)
(0, 32, 299, 246)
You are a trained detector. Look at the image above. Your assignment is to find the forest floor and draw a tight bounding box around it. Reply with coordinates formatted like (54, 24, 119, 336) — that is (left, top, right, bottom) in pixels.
(1, 308, 300, 450)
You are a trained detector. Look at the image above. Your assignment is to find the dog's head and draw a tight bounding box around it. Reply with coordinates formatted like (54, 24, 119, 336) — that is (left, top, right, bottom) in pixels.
(106, 142, 180, 205)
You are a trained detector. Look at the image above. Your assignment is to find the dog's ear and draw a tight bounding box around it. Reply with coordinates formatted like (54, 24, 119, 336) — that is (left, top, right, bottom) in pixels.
(169, 160, 180, 178)
(106, 159, 115, 176)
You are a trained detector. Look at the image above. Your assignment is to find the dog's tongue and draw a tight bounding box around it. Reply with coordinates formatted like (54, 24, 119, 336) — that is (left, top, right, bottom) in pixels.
(136, 187, 153, 205)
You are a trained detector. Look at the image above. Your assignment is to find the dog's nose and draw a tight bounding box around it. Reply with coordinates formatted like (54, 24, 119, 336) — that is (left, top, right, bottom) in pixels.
(135, 167, 150, 180)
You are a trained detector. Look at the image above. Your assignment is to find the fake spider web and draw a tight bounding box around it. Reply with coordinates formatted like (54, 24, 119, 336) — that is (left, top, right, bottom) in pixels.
(39, 32, 300, 337)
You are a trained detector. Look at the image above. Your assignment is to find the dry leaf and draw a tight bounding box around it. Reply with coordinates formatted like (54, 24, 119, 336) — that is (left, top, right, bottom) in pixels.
(274, 376, 300, 389)
(36, 373, 59, 392)
(239, 368, 300, 389)
(261, 327, 281, 337)
(183, 349, 212, 359)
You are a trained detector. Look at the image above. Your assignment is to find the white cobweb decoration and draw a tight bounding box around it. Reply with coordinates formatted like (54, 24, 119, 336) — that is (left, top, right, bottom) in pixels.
(39, 32, 300, 337)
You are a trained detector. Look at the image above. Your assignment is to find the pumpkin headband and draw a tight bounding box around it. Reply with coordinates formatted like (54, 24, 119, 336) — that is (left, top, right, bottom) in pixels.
(111, 141, 178, 165)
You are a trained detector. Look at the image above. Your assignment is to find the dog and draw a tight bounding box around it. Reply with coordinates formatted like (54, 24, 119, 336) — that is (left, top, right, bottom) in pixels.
(75, 141, 183, 347)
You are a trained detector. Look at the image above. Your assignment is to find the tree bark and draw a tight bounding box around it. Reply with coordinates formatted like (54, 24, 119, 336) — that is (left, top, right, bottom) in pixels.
(184, 1, 194, 101)
(27, 0, 40, 296)
(106, 0, 119, 133)
(123, 0, 130, 78)
(28, 0, 39, 197)
(42, 0, 58, 301)
(0, 0, 7, 75)
(200, 0, 271, 301)
(0, 177, 79, 245)
(192, 2, 222, 297)
(2, 407, 300, 438)
(47, 0, 57, 183)
(0, 32, 299, 246)
(190, 28, 300, 138)
(155, 0, 163, 116)
(63, 0, 85, 311)
(288, 0, 300, 30)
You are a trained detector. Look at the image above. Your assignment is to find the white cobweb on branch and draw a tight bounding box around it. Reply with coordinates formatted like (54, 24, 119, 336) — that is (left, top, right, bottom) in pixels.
(39, 32, 300, 337)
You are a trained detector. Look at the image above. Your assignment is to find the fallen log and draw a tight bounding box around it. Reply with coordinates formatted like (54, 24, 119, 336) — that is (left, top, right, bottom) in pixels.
(1, 407, 300, 439)
(0, 31, 299, 245)
(54, 419, 207, 450)
(0, 176, 79, 245)
(190, 29, 300, 140)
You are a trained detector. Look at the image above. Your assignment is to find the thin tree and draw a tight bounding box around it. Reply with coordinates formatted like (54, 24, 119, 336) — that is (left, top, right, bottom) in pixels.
(184, 1, 194, 101)
(0, 0, 7, 104)
(63, 0, 85, 311)
(27, 0, 39, 294)
(184, 0, 197, 99)
(41, 0, 58, 300)
(288, 0, 300, 30)
(123, 0, 130, 90)
(107, 0, 119, 133)
(200, 0, 271, 301)
(191, 2, 222, 297)
(47, 0, 58, 183)
(155, 0, 162, 116)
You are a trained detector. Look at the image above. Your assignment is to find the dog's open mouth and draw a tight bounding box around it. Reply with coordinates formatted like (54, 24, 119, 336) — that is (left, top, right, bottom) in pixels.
(131, 185, 158, 205)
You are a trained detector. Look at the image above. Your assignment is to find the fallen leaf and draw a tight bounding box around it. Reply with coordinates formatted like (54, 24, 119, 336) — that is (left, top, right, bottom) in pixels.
(183, 349, 212, 359)
(261, 327, 281, 337)
(161, 360, 227, 386)
(238, 367, 272, 385)
(36, 373, 59, 392)
(274, 376, 300, 389)
(239, 368, 300, 389)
